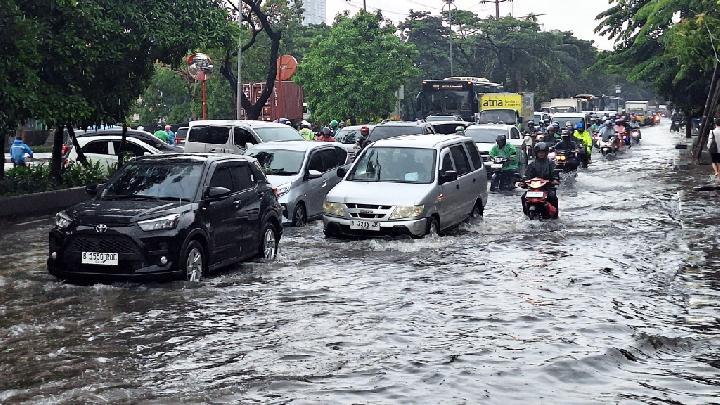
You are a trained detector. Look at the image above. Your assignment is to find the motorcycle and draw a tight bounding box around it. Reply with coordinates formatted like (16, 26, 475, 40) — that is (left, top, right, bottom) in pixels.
(518, 178, 558, 220)
(489, 156, 517, 191)
(631, 128, 642, 144)
(597, 136, 617, 157)
(554, 149, 579, 173)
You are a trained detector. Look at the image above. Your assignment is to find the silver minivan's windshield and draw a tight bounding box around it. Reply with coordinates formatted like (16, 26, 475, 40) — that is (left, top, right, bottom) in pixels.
(348, 147, 436, 184)
(102, 162, 204, 201)
(254, 127, 304, 142)
(369, 126, 423, 142)
(247, 149, 305, 175)
(466, 128, 507, 143)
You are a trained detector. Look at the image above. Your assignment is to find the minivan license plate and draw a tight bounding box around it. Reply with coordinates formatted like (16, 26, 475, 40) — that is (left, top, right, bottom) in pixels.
(81, 252, 119, 266)
(350, 220, 380, 231)
(526, 191, 545, 198)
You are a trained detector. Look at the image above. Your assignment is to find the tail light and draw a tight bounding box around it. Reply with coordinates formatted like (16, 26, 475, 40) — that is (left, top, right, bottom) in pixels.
(61, 144, 72, 156)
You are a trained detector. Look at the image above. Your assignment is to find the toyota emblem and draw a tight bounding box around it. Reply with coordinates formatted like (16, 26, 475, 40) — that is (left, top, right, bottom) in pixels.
(95, 224, 108, 233)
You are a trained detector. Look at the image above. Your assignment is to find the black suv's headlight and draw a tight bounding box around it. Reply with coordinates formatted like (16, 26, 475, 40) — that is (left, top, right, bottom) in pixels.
(138, 214, 180, 231)
(55, 211, 73, 229)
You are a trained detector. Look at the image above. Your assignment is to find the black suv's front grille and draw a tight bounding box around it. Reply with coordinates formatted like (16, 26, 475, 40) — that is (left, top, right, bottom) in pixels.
(67, 235, 140, 254)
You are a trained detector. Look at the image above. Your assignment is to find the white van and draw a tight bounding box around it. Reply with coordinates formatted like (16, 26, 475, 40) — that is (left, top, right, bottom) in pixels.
(184, 120, 304, 154)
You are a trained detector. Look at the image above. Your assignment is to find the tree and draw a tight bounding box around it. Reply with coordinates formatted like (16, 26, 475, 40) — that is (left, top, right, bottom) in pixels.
(295, 11, 419, 123)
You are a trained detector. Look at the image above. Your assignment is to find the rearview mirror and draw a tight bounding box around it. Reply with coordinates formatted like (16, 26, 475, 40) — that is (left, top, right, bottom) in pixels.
(439, 170, 458, 184)
(207, 186, 231, 198)
(306, 170, 323, 179)
(336, 167, 347, 178)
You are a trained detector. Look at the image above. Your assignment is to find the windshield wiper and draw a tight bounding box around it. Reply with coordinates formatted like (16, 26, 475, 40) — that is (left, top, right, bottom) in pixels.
(103, 194, 157, 201)
(270, 169, 297, 175)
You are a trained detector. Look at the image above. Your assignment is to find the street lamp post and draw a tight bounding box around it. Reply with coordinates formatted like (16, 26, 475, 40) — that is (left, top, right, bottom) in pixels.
(442, 0, 456, 76)
(236, 0, 243, 120)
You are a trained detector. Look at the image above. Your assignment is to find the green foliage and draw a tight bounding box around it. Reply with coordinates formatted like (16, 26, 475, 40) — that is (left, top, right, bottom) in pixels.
(295, 12, 419, 123)
(0, 162, 113, 196)
(596, 0, 720, 111)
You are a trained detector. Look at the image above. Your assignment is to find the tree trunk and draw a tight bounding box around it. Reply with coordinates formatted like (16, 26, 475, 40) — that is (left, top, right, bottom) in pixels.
(50, 125, 64, 184)
(66, 124, 88, 167)
(696, 62, 720, 161)
(118, 123, 128, 167)
(685, 110, 693, 139)
(0, 123, 7, 179)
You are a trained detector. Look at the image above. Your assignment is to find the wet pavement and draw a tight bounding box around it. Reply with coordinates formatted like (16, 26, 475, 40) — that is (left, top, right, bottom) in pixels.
(1, 122, 719, 404)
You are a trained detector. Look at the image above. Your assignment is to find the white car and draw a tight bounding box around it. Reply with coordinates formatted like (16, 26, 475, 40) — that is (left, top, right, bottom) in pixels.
(464, 124, 525, 162)
(68, 134, 179, 168)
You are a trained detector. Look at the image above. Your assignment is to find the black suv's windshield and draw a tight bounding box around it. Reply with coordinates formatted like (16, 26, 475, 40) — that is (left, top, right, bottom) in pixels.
(348, 147, 436, 184)
(102, 162, 204, 201)
(369, 126, 423, 142)
(254, 127, 304, 142)
(247, 149, 305, 175)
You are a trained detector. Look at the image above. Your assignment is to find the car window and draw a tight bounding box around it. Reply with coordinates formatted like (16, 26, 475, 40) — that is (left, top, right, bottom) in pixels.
(450, 144, 471, 176)
(254, 127, 304, 142)
(231, 164, 254, 191)
(465, 128, 507, 143)
(318, 149, 338, 171)
(307, 152, 323, 172)
(510, 128, 521, 139)
(112, 140, 148, 157)
(209, 166, 234, 191)
(188, 126, 230, 144)
(464, 141, 482, 170)
(369, 126, 422, 141)
(81, 141, 109, 155)
(334, 147, 348, 165)
(233, 127, 257, 147)
(440, 151, 455, 172)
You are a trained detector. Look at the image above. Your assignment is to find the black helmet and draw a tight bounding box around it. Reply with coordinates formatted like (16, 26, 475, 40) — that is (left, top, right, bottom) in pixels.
(534, 142, 549, 154)
(527, 120, 535, 126)
(496, 135, 507, 145)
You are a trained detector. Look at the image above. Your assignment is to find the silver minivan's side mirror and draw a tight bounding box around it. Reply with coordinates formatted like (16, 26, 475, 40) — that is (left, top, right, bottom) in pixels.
(307, 170, 323, 179)
(439, 170, 458, 184)
(336, 167, 347, 178)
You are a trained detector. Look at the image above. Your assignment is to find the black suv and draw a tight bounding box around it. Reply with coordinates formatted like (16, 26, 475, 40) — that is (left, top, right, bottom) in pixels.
(48, 154, 283, 281)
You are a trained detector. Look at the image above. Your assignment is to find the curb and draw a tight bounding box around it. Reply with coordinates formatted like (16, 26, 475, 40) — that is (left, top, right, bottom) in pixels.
(0, 187, 90, 219)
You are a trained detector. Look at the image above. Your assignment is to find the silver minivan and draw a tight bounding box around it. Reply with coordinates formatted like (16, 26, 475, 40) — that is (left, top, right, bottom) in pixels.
(323, 135, 488, 238)
(184, 120, 304, 154)
(247, 141, 352, 226)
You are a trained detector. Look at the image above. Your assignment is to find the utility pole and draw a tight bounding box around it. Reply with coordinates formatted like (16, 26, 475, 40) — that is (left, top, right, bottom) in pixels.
(236, 0, 243, 120)
(442, 0, 456, 76)
(363, 0, 366, 11)
(479, 0, 513, 19)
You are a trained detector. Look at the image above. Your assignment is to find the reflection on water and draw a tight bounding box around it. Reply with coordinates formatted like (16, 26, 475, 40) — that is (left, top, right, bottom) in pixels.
(1, 123, 719, 403)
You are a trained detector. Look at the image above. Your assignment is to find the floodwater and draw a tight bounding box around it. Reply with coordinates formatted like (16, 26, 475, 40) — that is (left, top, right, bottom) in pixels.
(1, 123, 718, 404)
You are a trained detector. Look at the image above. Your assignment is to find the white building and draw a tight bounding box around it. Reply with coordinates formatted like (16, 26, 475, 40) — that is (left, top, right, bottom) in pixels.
(302, 0, 326, 25)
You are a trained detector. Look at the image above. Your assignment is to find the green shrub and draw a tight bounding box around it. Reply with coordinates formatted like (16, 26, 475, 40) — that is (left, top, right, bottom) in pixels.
(0, 161, 116, 196)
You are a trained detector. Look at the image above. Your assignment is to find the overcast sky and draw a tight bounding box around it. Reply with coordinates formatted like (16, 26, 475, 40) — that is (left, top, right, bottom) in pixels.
(327, 0, 616, 50)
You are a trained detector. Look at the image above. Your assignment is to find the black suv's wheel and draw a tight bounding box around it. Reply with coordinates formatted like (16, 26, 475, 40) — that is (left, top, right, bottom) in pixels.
(258, 222, 279, 260)
(182, 240, 205, 282)
(470, 200, 484, 219)
(292, 203, 307, 227)
(426, 217, 440, 237)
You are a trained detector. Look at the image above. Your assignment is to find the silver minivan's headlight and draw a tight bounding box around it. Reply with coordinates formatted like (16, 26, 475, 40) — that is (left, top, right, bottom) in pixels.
(55, 211, 73, 229)
(138, 214, 180, 231)
(389, 205, 424, 220)
(323, 201, 345, 217)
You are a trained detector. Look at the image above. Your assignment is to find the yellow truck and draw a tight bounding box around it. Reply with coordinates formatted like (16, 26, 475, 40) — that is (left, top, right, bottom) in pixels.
(478, 92, 535, 130)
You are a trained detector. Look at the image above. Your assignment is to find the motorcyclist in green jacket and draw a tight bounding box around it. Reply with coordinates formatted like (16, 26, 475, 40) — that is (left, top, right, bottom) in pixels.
(489, 135, 519, 191)
(573, 122, 593, 168)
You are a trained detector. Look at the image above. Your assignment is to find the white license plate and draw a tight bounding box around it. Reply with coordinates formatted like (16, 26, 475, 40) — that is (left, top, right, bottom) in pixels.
(81, 252, 119, 266)
(350, 220, 380, 231)
(526, 191, 545, 198)
(491, 164, 503, 169)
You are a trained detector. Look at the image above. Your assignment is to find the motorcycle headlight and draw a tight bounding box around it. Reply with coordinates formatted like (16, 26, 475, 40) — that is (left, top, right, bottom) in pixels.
(138, 214, 180, 232)
(389, 205, 424, 220)
(323, 201, 345, 217)
(55, 211, 73, 229)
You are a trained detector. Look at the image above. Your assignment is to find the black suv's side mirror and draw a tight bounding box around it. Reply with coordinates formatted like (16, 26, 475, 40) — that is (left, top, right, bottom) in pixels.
(336, 167, 347, 178)
(207, 186, 231, 199)
(439, 170, 458, 184)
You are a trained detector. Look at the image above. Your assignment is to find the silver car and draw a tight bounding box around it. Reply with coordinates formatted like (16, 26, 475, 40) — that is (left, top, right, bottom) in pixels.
(246, 141, 351, 226)
(184, 120, 303, 154)
(323, 135, 488, 238)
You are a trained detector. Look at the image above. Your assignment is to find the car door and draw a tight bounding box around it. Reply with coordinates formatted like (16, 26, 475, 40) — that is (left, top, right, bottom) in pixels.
(438, 148, 463, 227)
(204, 163, 241, 264)
(462, 141, 487, 207)
(449, 143, 475, 220)
(326, 147, 348, 189)
(80, 140, 116, 168)
(303, 148, 333, 217)
(230, 163, 262, 255)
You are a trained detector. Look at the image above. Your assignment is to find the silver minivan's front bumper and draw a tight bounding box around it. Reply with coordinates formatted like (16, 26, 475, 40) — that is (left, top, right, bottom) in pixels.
(323, 216, 428, 237)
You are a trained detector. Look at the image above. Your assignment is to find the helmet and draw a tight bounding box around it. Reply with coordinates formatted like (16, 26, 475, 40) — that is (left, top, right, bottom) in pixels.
(339, 122, 345, 128)
(360, 126, 370, 135)
(278, 117, 290, 125)
(605, 119, 613, 126)
(527, 120, 535, 126)
(330, 120, 339, 128)
(321, 127, 331, 135)
(565, 121, 573, 128)
(455, 126, 465, 134)
(576, 122, 584, 130)
(534, 142, 549, 154)
(496, 135, 507, 146)
(552, 122, 561, 129)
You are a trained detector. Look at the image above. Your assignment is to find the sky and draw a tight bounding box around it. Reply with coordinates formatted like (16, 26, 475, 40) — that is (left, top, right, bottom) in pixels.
(326, 0, 616, 50)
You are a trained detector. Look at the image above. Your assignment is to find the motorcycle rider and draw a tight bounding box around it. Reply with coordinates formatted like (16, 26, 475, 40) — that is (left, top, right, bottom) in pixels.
(455, 126, 466, 135)
(317, 127, 336, 142)
(554, 129, 581, 172)
(521, 142, 560, 218)
(489, 135, 519, 191)
(599, 119, 615, 142)
(525, 120, 536, 135)
(573, 122, 593, 168)
(545, 124, 559, 147)
(330, 120, 340, 136)
(356, 126, 372, 151)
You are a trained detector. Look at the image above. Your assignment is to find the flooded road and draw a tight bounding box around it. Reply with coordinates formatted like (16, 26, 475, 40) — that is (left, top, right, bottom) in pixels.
(1, 122, 719, 404)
